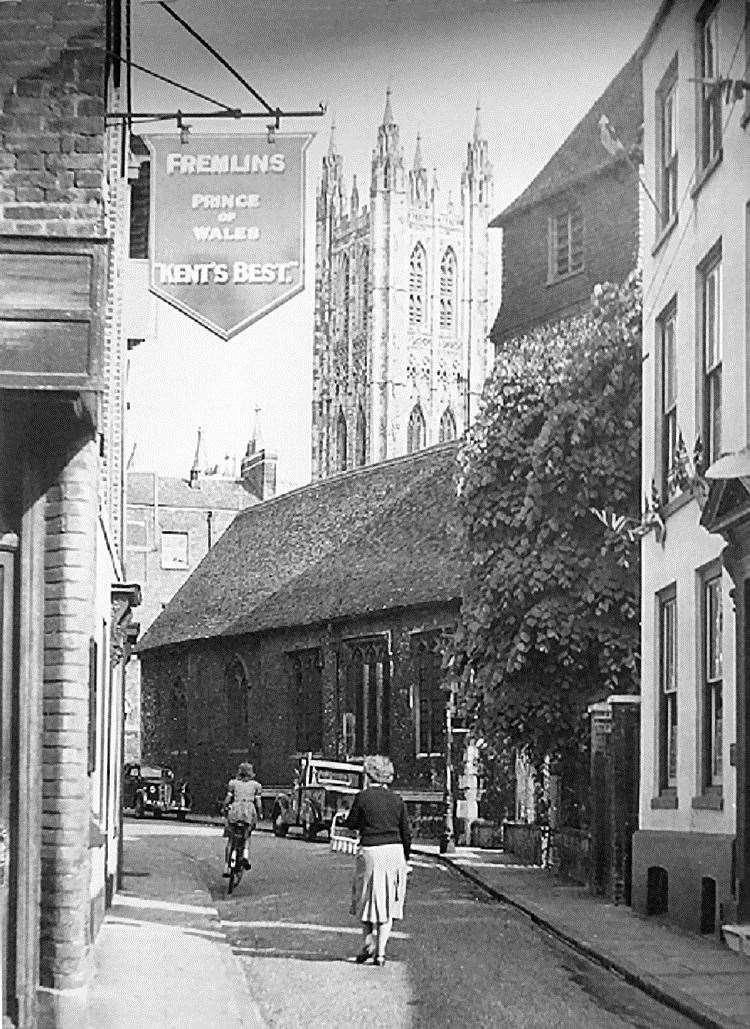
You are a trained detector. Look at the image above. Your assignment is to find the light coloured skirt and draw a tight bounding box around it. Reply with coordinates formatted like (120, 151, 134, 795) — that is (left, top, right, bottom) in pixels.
(350, 843, 408, 923)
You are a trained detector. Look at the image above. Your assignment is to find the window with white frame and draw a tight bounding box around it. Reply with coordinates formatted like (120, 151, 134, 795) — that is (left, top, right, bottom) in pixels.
(439, 249, 456, 333)
(161, 531, 189, 569)
(659, 301, 678, 499)
(657, 62, 678, 227)
(702, 573, 723, 788)
(701, 250, 722, 464)
(409, 244, 427, 328)
(548, 205, 583, 280)
(659, 590, 678, 790)
(697, 3, 722, 171)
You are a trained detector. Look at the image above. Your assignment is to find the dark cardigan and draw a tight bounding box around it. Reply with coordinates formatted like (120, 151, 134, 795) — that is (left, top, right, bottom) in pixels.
(344, 786, 412, 859)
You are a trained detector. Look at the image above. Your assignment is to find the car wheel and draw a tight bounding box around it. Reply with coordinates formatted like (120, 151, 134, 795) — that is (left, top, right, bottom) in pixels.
(273, 811, 288, 837)
(176, 811, 187, 822)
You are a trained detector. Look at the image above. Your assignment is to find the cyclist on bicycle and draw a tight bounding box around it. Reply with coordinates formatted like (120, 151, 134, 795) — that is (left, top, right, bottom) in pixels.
(222, 762, 263, 876)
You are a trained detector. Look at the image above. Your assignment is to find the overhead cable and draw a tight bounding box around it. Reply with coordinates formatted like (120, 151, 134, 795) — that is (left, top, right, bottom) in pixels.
(156, 0, 274, 115)
(104, 48, 237, 112)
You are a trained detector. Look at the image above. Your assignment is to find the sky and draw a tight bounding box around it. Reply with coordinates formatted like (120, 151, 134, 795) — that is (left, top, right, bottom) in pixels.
(127, 0, 660, 491)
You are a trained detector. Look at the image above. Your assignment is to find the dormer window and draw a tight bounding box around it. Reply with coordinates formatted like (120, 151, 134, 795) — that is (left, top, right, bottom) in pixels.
(548, 205, 584, 281)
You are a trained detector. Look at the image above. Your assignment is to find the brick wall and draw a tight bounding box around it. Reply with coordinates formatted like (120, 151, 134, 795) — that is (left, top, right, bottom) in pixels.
(0, 0, 108, 238)
(492, 163, 639, 345)
(40, 428, 97, 994)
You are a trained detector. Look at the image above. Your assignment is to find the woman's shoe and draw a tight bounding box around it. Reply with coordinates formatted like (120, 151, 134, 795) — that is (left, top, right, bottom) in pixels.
(222, 870, 230, 878)
(373, 955, 386, 967)
(242, 858, 251, 870)
(355, 946, 374, 964)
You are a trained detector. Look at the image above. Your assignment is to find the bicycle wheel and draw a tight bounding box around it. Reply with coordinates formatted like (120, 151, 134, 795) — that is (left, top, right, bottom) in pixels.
(227, 845, 241, 895)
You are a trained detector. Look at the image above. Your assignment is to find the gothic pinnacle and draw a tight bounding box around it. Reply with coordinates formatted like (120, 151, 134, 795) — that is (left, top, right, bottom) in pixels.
(413, 132, 424, 171)
(328, 118, 337, 156)
(473, 100, 482, 142)
(382, 86, 394, 126)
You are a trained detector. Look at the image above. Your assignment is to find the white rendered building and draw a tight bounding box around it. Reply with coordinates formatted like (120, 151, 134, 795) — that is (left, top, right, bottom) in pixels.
(633, 0, 749, 936)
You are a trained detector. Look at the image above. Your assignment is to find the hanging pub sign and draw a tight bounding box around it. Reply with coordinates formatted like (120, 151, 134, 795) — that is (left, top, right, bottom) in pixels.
(146, 133, 312, 339)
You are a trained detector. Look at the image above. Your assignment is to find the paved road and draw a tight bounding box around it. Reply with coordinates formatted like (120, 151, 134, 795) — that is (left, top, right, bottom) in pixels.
(121, 820, 697, 1028)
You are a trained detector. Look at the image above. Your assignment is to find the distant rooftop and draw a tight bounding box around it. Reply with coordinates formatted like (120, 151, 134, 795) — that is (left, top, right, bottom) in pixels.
(138, 443, 462, 652)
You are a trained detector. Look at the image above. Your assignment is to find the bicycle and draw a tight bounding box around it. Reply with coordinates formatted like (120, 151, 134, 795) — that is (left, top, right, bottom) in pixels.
(225, 819, 252, 895)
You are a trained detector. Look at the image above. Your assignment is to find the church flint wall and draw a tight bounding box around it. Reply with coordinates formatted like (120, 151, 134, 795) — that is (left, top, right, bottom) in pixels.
(140, 602, 458, 814)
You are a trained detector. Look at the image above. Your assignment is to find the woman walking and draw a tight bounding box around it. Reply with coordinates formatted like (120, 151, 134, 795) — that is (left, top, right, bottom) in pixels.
(344, 755, 411, 966)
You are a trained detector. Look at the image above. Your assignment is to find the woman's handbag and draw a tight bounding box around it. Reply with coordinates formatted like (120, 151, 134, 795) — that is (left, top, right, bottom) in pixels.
(329, 810, 358, 855)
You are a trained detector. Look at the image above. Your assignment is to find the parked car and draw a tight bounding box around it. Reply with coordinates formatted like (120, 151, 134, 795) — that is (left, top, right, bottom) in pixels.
(272, 753, 364, 841)
(123, 763, 191, 820)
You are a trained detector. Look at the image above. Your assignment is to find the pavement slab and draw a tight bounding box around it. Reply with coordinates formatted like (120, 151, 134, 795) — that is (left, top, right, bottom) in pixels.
(414, 843, 750, 1029)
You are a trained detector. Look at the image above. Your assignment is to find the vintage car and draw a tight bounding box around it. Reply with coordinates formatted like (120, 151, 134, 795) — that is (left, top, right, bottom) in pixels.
(123, 763, 192, 820)
(272, 753, 364, 841)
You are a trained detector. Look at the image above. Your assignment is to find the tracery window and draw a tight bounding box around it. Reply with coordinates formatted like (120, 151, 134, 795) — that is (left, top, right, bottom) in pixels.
(342, 254, 350, 338)
(341, 639, 391, 756)
(439, 408, 456, 443)
(407, 403, 426, 454)
(411, 635, 444, 756)
(225, 657, 249, 749)
(355, 406, 367, 467)
(409, 243, 427, 329)
(336, 409, 348, 471)
(439, 249, 456, 333)
(360, 247, 369, 333)
(290, 649, 323, 754)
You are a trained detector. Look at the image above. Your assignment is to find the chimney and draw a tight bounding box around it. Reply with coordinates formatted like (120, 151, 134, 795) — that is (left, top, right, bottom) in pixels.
(240, 407, 277, 501)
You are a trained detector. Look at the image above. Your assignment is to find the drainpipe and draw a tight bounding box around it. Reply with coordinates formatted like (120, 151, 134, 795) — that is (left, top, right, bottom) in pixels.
(207, 509, 213, 551)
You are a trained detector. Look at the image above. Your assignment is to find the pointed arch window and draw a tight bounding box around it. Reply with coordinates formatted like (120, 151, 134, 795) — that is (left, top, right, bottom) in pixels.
(409, 244, 427, 329)
(341, 254, 350, 338)
(341, 638, 391, 756)
(355, 406, 367, 467)
(291, 649, 323, 754)
(439, 249, 456, 333)
(361, 247, 369, 332)
(407, 403, 427, 454)
(439, 408, 457, 443)
(336, 409, 348, 471)
(225, 657, 249, 749)
(169, 678, 188, 752)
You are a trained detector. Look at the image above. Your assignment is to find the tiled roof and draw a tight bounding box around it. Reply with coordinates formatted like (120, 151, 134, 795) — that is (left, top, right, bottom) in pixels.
(138, 444, 462, 652)
(490, 52, 642, 226)
(128, 471, 257, 511)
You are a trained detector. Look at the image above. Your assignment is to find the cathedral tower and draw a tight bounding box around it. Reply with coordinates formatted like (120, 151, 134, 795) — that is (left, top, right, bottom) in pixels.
(312, 92, 493, 481)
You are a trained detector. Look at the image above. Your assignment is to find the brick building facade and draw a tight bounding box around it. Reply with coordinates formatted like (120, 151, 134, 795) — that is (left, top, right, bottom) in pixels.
(123, 428, 276, 761)
(0, 2, 138, 1026)
(138, 446, 468, 822)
